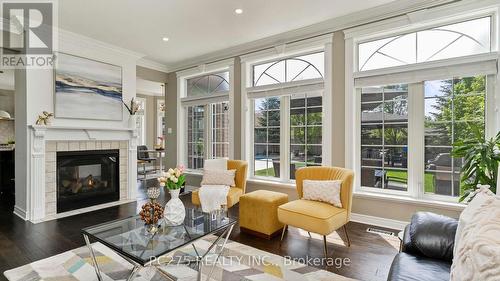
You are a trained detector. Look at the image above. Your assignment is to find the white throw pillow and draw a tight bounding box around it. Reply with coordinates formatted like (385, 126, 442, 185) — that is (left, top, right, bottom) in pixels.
(201, 169, 236, 187)
(302, 180, 342, 208)
(450, 190, 500, 281)
(204, 159, 227, 170)
(453, 187, 493, 257)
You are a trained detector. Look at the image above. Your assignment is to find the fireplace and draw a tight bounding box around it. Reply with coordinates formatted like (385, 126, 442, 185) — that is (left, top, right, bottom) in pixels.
(57, 149, 120, 213)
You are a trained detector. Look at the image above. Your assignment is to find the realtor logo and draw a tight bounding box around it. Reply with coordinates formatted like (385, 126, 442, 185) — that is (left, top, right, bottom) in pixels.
(1, 1, 57, 68)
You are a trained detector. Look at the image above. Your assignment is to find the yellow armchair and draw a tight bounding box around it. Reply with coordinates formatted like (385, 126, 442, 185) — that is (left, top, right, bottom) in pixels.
(191, 160, 248, 208)
(277, 166, 354, 257)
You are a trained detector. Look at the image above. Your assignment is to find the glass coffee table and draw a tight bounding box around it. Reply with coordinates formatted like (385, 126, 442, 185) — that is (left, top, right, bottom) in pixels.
(82, 208, 236, 281)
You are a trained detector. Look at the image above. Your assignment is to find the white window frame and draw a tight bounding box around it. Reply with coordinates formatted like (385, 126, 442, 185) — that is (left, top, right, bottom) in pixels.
(345, 2, 500, 203)
(156, 98, 165, 141)
(177, 59, 235, 172)
(241, 35, 333, 183)
(136, 96, 147, 146)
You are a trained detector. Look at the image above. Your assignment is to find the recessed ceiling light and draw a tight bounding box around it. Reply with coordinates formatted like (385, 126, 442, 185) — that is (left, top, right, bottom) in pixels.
(234, 8, 243, 14)
(162, 37, 169, 42)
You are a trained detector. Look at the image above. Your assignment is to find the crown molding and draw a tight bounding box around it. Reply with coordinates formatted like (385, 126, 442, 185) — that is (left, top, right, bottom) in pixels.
(137, 58, 170, 73)
(239, 34, 332, 64)
(344, 0, 499, 40)
(176, 58, 235, 78)
(166, 0, 456, 72)
(58, 28, 145, 60)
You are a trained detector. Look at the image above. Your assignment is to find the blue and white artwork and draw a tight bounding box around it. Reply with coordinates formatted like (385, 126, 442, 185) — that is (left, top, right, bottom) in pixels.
(55, 53, 123, 120)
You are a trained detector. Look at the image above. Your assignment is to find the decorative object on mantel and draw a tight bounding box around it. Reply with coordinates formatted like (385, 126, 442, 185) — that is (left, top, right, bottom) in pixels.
(54, 52, 123, 121)
(452, 126, 500, 202)
(35, 111, 54, 125)
(123, 97, 140, 128)
(158, 165, 186, 226)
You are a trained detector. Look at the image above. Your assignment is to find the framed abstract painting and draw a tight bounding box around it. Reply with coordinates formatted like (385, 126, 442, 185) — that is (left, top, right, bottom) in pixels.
(54, 52, 123, 120)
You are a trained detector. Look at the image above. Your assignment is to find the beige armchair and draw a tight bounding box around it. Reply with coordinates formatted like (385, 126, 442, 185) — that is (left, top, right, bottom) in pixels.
(277, 166, 354, 257)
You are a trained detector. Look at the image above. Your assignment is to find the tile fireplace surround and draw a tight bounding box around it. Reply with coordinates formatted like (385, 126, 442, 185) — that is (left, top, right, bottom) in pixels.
(19, 125, 138, 223)
(45, 140, 128, 217)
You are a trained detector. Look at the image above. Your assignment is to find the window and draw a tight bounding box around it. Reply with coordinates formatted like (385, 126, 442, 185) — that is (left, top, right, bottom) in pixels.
(350, 11, 497, 202)
(187, 105, 205, 170)
(254, 97, 281, 178)
(361, 85, 408, 191)
(157, 99, 166, 140)
(253, 52, 324, 86)
(182, 70, 231, 170)
(211, 101, 229, 159)
(186, 102, 230, 170)
(187, 71, 229, 97)
(247, 46, 329, 182)
(290, 94, 323, 179)
(357, 77, 490, 200)
(135, 97, 146, 146)
(424, 76, 486, 197)
(252, 93, 324, 181)
(358, 17, 491, 71)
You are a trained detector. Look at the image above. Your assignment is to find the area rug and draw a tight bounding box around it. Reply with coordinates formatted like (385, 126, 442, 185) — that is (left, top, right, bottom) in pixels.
(4, 236, 355, 281)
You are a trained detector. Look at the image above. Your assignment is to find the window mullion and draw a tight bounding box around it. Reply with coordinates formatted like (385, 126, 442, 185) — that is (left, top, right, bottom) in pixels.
(205, 104, 211, 160)
(485, 74, 496, 139)
(281, 96, 290, 181)
(409, 82, 425, 199)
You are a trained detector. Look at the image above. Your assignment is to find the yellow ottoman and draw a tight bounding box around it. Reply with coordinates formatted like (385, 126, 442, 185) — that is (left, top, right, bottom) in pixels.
(239, 190, 288, 239)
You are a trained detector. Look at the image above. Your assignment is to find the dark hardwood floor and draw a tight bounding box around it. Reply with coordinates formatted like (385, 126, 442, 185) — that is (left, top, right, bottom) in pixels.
(0, 181, 399, 281)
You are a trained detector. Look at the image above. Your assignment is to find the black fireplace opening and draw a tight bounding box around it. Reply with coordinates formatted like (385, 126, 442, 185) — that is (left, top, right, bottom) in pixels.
(57, 149, 120, 213)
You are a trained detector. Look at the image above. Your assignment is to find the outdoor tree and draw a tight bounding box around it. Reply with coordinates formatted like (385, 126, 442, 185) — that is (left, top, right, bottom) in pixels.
(426, 76, 485, 144)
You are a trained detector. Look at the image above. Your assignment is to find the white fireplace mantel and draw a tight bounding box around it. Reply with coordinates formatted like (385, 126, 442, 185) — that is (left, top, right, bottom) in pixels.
(30, 124, 137, 141)
(23, 124, 138, 223)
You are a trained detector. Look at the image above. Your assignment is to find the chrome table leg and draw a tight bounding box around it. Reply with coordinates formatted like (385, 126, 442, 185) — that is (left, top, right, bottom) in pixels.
(83, 234, 103, 281)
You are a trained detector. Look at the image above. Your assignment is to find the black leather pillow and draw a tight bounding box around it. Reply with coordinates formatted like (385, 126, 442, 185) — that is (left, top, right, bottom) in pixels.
(409, 212, 458, 261)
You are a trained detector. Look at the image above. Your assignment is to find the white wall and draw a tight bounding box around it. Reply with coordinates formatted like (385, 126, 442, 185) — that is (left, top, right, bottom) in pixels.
(14, 29, 142, 219)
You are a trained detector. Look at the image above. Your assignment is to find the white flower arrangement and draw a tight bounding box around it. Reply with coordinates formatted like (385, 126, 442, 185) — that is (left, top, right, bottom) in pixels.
(158, 164, 186, 190)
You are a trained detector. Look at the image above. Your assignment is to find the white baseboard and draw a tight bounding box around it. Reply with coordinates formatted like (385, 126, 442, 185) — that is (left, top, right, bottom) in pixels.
(13, 205, 27, 221)
(351, 213, 407, 231)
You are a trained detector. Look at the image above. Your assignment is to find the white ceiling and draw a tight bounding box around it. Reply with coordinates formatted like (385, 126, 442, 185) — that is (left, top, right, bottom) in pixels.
(58, 0, 396, 68)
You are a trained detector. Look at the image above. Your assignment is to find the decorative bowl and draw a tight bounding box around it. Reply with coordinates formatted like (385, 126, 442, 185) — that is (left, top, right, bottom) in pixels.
(147, 186, 161, 200)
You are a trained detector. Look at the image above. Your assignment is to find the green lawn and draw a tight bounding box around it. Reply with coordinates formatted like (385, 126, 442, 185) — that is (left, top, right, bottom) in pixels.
(255, 167, 275, 177)
(386, 170, 436, 193)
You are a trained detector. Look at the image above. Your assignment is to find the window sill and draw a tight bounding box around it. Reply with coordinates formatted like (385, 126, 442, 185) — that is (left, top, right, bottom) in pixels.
(354, 191, 466, 211)
(247, 178, 296, 189)
(245, 178, 466, 211)
(185, 170, 203, 176)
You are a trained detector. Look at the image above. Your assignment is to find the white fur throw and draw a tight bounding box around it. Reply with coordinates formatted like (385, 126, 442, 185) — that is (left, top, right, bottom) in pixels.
(199, 185, 230, 213)
(302, 180, 342, 208)
(450, 188, 500, 281)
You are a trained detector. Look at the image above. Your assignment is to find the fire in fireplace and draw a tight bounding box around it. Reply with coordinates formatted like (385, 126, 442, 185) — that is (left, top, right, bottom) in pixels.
(57, 149, 120, 213)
